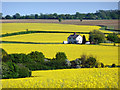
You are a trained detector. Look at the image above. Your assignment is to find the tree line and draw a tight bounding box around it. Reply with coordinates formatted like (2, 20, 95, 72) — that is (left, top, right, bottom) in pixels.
(0, 10, 119, 20)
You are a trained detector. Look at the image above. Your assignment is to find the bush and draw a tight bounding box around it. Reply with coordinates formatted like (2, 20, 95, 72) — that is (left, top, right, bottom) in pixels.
(80, 54, 87, 67)
(95, 62, 104, 68)
(112, 64, 116, 67)
(101, 63, 104, 68)
(85, 56, 96, 68)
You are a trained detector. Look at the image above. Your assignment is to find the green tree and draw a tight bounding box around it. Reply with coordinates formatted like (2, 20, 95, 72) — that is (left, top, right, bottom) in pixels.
(17, 64, 31, 78)
(107, 33, 119, 46)
(27, 51, 45, 63)
(80, 54, 87, 67)
(13, 13, 21, 19)
(35, 14, 39, 19)
(5, 15, 11, 19)
(55, 52, 67, 67)
(56, 52, 67, 60)
(58, 18, 62, 22)
(2, 62, 19, 79)
(82, 35, 86, 44)
(89, 30, 105, 44)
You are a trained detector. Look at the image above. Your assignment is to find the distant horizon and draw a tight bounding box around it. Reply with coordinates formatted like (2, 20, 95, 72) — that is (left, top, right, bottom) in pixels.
(2, 2, 118, 16)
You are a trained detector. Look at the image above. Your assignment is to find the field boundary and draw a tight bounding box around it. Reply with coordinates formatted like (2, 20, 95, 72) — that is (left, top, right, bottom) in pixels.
(1, 30, 113, 38)
(98, 25, 120, 33)
(1, 41, 62, 44)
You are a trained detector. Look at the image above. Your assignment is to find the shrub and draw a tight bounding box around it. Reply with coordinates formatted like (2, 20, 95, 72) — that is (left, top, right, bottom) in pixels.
(112, 64, 116, 67)
(80, 54, 87, 67)
(101, 63, 104, 68)
(85, 56, 96, 68)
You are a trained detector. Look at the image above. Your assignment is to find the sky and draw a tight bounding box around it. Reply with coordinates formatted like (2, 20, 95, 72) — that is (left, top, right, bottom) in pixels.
(2, 2, 118, 16)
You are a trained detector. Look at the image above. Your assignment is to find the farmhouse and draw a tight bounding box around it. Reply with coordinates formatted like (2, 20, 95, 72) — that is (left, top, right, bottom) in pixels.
(68, 33, 83, 44)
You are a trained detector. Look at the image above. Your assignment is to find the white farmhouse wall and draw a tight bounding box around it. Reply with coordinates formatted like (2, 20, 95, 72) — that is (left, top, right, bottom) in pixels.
(76, 36, 83, 44)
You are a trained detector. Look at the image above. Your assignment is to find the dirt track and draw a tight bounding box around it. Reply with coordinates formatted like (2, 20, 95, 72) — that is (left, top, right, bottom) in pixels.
(1, 19, 119, 30)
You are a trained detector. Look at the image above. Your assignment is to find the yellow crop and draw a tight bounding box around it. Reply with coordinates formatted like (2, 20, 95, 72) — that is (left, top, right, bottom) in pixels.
(2, 43, 118, 65)
(2, 33, 89, 43)
(1, 68, 118, 88)
(2, 23, 112, 34)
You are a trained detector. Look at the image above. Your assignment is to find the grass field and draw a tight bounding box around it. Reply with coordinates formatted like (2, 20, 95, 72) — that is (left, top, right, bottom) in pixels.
(2, 43, 118, 65)
(1, 68, 118, 88)
(2, 23, 113, 34)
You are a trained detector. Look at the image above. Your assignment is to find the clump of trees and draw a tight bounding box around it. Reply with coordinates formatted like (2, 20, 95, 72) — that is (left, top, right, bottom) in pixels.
(89, 30, 105, 44)
(70, 54, 104, 68)
(1, 49, 31, 79)
(106, 33, 120, 46)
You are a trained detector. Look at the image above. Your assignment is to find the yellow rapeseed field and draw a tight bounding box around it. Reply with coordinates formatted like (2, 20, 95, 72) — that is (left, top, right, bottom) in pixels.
(2, 23, 112, 34)
(2, 33, 89, 43)
(2, 43, 118, 65)
(1, 68, 118, 88)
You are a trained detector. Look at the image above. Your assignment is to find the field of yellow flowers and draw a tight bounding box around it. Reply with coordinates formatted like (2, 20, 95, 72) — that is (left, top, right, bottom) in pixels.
(2, 23, 112, 34)
(2, 43, 118, 65)
(2, 33, 89, 43)
(1, 68, 118, 88)
(1, 23, 119, 89)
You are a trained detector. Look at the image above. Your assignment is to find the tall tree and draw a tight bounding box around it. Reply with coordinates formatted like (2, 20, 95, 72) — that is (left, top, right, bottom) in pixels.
(35, 14, 39, 19)
(107, 33, 119, 46)
(5, 15, 11, 19)
(89, 30, 105, 44)
(82, 35, 86, 44)
(13, 13, 20, 19)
